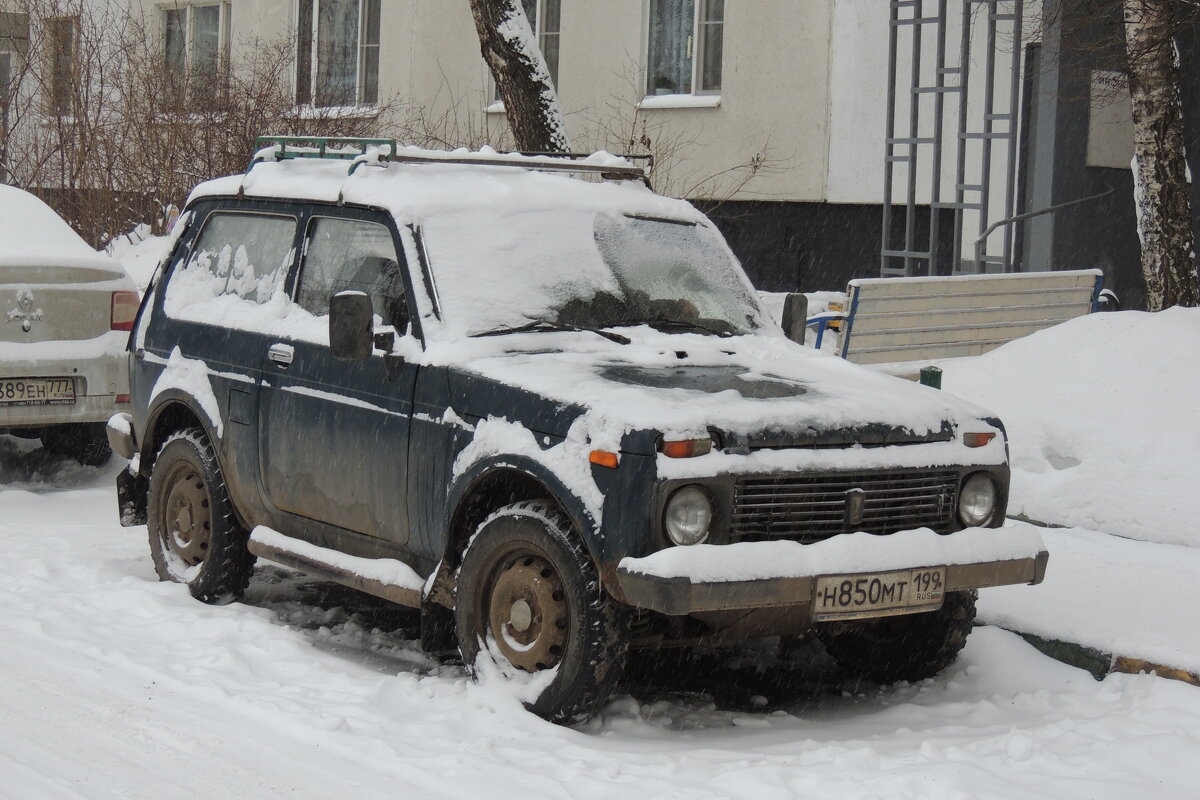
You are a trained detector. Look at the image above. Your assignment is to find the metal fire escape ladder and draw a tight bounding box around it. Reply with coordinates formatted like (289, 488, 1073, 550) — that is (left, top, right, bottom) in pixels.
(882, 0, 1025, 277)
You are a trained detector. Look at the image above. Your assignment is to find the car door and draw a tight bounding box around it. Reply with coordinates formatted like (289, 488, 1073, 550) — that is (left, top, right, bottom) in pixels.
(256, 207, 418, 545)
(143, 201, 302, 517)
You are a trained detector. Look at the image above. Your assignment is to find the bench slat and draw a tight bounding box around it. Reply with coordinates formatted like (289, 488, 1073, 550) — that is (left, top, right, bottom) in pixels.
(848, 300, 1093, 333)
(847, 338, 1020, 364)
(848, 318, 1074, 351)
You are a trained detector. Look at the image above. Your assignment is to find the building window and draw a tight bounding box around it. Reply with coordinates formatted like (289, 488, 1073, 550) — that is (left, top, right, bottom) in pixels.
(46, 16, 76, 115)
(163, 3, 231, 108)
(493, 0, 560, 102)
(296, 0, 380, 108)
(646, 0, 722, 96)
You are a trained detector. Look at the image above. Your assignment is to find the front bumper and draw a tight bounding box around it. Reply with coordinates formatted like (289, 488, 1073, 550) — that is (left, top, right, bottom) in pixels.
(615, 525, 1048, 616)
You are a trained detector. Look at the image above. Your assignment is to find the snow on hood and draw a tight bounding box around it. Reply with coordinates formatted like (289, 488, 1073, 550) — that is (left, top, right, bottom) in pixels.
(430, 327, 1001, 450)
(0, 184, 127, 275)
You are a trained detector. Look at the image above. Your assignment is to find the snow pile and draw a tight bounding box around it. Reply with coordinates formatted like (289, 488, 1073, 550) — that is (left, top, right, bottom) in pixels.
(979, 523, 1200, 673)
(106, 224, 172, 291)
(0, 184, 123, 274)
(941, 308, 1200, 546)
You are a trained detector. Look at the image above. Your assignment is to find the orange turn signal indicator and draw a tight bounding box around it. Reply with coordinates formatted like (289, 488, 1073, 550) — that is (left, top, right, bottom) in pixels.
(964, 432, 997, 448)
(660, 439, 713, 458)
(589, 450, 619, 469)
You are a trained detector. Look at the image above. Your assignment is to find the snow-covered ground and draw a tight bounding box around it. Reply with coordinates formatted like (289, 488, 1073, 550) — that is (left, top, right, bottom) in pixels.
(2, 439, 1199, 799)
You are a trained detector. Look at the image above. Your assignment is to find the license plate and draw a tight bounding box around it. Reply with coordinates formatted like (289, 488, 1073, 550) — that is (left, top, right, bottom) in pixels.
(0, 377, 76, 406)
(814, 567, 946, 621)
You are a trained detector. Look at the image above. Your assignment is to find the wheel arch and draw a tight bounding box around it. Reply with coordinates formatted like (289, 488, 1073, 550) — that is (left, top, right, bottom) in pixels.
(140, 394, 221, 472)
(423, 456, 600, 616)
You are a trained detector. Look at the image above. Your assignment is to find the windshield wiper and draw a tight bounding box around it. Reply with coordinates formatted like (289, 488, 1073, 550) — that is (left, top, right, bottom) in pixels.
(474, 320, 631, 345)
(608, 314, 733, 337)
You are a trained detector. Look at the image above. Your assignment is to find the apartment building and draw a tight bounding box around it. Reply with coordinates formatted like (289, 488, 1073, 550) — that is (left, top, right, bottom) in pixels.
(2, 0, 1197, 306)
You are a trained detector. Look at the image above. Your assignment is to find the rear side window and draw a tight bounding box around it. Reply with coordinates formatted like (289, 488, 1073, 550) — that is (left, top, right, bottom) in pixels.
(297, 217, 408, 330)
(190, 212, 295, 302)
(166, 212, 296, 312)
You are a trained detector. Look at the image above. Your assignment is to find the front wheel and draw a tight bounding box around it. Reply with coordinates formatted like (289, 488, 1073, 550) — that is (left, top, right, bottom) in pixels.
(816, 590, 977, 684)
(146, 429, 255, 604)
(455, 501, 628, 724)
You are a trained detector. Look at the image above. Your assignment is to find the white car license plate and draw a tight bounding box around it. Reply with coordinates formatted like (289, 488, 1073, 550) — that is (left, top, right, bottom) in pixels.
(0, 377, 76, 406)
(814, 567, 946, 621)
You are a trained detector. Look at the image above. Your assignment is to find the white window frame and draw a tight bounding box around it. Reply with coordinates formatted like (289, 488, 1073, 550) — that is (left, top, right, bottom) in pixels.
(161, 3, 232, 105)
(295, 0, 380, 109)
(642, 0, 723, 105)
(488, 0, 560, 109)
(162, 3, 229, 80)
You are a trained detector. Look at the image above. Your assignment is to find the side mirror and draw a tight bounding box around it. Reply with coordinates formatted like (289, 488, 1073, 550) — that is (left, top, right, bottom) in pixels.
(330, 291, 373, 361)
(781, 292, 808, 345)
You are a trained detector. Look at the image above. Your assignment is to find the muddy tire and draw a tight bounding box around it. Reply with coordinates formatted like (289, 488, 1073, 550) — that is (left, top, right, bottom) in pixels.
(147, 429, 255, 604)
(455, 500, 628, 724)
(816, 590, 977, 684)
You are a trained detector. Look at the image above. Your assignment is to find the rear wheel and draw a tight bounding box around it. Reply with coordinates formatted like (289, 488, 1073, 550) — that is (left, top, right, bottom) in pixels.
(147, 429, 255, 604)
(455, 501, 628, 724)
(816, 590, 977, 684)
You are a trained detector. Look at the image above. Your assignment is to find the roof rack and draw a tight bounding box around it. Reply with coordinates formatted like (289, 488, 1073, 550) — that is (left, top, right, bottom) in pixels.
(247, 136, 651, 183)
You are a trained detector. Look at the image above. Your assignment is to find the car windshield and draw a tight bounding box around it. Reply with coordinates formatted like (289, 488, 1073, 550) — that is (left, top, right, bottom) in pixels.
(420, 211, 770, 339)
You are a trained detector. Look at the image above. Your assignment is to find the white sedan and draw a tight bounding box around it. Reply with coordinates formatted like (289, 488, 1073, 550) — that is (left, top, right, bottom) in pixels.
(0, 184, 138, 465)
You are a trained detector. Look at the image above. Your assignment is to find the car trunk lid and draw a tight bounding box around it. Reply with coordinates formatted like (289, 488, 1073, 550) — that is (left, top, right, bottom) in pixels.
(2, 263, 134, 344)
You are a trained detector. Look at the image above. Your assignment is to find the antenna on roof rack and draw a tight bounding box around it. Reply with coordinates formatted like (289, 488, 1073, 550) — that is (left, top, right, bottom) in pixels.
(246, 136, 651, 185)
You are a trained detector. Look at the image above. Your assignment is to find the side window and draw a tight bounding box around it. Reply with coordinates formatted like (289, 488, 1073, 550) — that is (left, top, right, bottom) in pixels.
(170, 212, 296, 308)
(182, 212, 297, 299)
(297, 217, 408, 330)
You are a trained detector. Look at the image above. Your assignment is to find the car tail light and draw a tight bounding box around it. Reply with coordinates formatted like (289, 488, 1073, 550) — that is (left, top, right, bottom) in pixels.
(964, 432, 997, 448)
(111, 291, 139, 331)
(660, 438, 713, 458)
(116, 394, 131, 404)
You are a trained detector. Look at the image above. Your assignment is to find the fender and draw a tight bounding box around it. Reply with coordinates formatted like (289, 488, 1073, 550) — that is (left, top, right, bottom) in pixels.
(140, 390, 223, 467)
(446, 453, 601, 559)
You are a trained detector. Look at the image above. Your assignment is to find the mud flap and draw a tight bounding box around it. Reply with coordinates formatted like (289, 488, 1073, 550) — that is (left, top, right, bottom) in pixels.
(117, 468, 148, 526)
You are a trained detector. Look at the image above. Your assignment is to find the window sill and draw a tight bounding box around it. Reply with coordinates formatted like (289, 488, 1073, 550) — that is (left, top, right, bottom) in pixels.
(485, 101, 505, 114)
(637, 94, 721, 110)
(292, 104, 381, 120)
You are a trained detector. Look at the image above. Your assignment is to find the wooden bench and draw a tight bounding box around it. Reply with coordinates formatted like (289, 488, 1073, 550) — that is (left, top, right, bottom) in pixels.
(808, 269, 1105, 366)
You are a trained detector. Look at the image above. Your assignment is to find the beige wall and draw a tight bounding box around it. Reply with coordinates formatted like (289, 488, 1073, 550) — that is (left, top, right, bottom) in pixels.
(122, 0, 839, 203)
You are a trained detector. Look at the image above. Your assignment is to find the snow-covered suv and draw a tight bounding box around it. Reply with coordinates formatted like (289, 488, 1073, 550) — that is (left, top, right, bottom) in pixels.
(109, 139, 1047, 723)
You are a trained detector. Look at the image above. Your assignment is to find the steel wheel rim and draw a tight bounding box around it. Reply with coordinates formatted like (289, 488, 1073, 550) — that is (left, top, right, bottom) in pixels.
(486, 550, 569, 672)
(158, 460, 211, 567)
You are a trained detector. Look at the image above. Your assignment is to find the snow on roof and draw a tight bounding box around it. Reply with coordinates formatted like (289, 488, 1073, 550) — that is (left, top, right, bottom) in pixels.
(189, 147, 699, 225)
(0, 184, 125, 273)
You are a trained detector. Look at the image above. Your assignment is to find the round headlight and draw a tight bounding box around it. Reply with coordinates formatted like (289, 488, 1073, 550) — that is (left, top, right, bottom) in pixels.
(664, 485, 713, 546)
(958, 473, 997, 527)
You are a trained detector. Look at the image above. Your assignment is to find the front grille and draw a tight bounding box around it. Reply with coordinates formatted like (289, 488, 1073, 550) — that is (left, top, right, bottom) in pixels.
(729, 469, 959, 544)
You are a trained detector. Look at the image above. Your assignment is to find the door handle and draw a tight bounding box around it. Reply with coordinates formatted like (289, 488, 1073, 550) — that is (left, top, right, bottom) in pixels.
(267, 343, 295, 367)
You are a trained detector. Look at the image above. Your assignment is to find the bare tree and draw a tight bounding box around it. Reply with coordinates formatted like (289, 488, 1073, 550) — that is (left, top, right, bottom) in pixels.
(466, 0, 569, 153)
(1, 0, 402, 246)
(1123, 0, 1199, 308)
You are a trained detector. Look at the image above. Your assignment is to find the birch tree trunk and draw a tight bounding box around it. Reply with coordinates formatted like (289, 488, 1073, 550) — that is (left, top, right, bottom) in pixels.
(467, 0, 570, 153)
(1124, 0, 1200, 309)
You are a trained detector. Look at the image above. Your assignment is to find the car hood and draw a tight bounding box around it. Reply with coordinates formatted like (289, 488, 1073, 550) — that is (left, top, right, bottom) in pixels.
(440, 330, 999, 454)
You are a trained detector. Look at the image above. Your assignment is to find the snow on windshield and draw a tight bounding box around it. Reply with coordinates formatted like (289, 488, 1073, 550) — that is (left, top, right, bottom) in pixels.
(420, 210, 769, 339)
